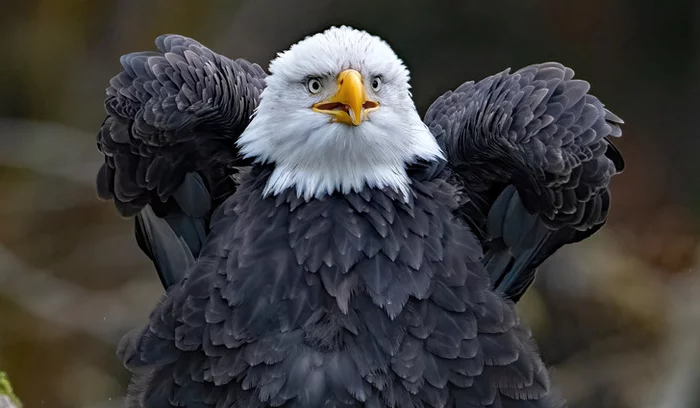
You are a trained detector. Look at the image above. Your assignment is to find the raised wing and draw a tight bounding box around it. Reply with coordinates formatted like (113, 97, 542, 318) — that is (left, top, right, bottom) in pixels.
(424, 62, 624, 302)
(96, 34, 266, 287)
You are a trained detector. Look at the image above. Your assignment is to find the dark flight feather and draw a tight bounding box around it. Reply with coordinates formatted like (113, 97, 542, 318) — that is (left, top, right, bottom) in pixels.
(96, 34, 266, 287)
(424, 62, 624, 301)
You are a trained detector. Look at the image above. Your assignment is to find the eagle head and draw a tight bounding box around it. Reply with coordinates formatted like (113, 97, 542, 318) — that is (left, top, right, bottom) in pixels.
(237, 26, 443, 201)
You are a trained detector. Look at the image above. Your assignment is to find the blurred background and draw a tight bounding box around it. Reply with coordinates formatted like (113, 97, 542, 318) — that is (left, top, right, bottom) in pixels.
(0, 0, 698, 407)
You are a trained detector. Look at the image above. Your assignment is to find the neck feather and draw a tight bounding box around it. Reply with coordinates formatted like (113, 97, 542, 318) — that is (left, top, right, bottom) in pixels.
(237, 101, 444, 202)
(264, 161, 412, 201)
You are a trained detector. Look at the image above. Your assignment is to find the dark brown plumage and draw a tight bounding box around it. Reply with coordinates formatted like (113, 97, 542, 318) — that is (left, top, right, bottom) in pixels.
(96, 34, 623, 407)
(425, 63, 624, 300)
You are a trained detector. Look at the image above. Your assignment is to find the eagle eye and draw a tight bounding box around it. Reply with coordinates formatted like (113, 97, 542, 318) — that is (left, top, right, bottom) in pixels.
(370, 76, 382, 92)
(307, 78, 322, 94)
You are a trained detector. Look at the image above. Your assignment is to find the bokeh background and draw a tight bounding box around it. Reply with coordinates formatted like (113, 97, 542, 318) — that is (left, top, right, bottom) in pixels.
(0, 1, 698, 407)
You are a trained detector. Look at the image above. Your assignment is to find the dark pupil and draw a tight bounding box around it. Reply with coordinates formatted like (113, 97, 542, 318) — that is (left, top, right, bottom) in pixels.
(311, 81, 319, 90)
(372, 79, 379, 88)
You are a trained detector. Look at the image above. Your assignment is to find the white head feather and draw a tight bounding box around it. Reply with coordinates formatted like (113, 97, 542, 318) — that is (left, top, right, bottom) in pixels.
(237, 26, 444, 201)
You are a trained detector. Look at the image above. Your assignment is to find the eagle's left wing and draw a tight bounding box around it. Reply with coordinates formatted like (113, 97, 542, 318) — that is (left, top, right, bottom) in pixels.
(424, 62, 624, 302)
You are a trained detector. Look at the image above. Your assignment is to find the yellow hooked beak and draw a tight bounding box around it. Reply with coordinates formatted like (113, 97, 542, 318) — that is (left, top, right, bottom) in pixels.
(312, 69, 379, 126)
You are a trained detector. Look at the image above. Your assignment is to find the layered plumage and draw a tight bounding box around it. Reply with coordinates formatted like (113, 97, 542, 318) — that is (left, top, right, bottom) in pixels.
(118, 166, 558, 408)
(96, 26, 623, 407)
(424, 63, 624, 300)
(96, 34, 266, 286)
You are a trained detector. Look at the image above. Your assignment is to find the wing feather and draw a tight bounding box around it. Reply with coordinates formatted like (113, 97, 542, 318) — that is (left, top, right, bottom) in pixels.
(424, 62, 624, 301)
(96, 34, 267, 287)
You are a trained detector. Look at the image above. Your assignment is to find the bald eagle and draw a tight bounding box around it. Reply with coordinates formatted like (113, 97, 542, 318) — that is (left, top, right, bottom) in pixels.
(97, 26, 624, 408)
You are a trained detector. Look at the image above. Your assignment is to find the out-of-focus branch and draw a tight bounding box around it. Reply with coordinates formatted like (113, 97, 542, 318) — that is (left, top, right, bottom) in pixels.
(644, 271, 700, 408)
(0, 242, 160, 345)
(0, 118, 101, 185)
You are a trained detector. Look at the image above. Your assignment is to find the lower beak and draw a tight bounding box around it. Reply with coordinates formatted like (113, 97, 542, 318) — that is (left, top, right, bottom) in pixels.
(312, 69, 379, 126)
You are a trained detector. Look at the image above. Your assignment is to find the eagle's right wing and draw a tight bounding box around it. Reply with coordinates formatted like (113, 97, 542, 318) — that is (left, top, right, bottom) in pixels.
(96, 34, 267, 288)
(424, 62, 624, 302)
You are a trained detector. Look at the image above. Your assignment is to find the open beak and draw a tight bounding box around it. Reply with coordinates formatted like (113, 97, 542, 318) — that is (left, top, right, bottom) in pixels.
(312, 69, 379, 126)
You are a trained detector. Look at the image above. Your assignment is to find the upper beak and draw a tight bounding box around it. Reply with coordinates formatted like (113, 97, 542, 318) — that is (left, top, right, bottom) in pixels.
(312, 69, 379, 126)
